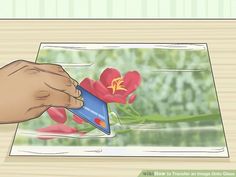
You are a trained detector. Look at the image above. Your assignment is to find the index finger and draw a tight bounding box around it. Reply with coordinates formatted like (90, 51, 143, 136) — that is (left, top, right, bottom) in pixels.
(35, 63, 78, 86)
(42, 72, 81, 98)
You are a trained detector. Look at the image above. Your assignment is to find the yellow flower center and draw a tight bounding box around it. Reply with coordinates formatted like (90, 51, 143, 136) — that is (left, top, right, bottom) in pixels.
(107, 77, 127, 94)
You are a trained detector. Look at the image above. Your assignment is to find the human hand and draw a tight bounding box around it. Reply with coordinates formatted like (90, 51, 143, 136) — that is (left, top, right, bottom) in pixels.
(0, 60, 83, 123)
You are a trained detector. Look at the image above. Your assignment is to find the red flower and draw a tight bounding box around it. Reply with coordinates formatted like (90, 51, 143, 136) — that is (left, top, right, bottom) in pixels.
(128, 94, 137, 104)
(47, 107, 67, 123)
(80, 68, 141, 104)
(36, 124, 78, 140)
(72, 114, 84, 124)
(37, 124, 78, 134)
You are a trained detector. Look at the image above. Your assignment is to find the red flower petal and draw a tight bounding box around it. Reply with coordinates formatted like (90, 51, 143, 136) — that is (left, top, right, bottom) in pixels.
(37, 124, 78, 140)
(80, 78, 96, 95)
(123, 71, 141, 95)
(78, 131, 86, 136)
(93, 81, 111, 101)
(128, 94, 137, 104)
(72, 114, 84, 124)
(37, 124, 78, 134)
(104, 94, 127, 104)
(47, 107, 67, 123)
(38, 137, 53, 140)
(100, 68, 121, 88)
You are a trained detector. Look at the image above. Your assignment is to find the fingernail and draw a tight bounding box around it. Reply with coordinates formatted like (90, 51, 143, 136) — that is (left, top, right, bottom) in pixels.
(75, 89, 81, 97)
(75, 99, 83, 108)
(78, 96, 83, 101)
(73, 80, 78, 86)
(68, 98, 84, 109)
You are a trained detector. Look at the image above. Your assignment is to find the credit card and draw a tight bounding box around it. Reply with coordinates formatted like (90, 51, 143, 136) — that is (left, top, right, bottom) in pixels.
(69, 85, 110, 135)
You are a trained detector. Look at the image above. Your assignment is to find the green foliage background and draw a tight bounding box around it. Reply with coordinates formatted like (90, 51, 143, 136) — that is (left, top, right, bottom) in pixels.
(14, 45, 226, 147)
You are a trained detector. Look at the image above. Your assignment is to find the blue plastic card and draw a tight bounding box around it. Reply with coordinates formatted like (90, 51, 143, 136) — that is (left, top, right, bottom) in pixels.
(69, 85, 110, 135)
